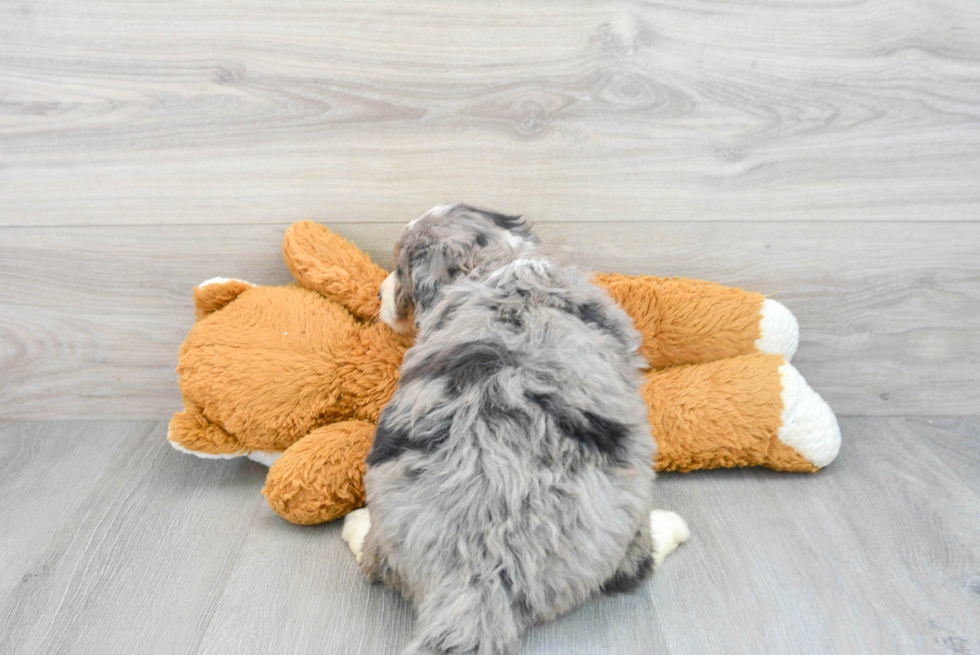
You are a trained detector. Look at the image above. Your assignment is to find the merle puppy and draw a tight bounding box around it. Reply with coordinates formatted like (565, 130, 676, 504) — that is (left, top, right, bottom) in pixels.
(343, 204, 687, 655)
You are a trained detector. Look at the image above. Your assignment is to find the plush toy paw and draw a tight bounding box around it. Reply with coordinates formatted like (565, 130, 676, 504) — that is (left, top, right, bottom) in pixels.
(341, 508, 372, 564)
(777, 362, 841, 469)
(650, 509, 690, 567)
(167, 434, 282, 467)
(167, 405, 283, 465)
(755, 298, 799, 361)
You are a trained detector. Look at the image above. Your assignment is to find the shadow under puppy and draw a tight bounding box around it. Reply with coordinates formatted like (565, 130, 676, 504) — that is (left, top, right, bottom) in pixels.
(343, 204, 688, 655)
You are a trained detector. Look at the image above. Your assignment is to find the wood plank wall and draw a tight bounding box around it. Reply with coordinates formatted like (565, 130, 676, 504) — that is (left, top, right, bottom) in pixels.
(2, 1, 979, 419)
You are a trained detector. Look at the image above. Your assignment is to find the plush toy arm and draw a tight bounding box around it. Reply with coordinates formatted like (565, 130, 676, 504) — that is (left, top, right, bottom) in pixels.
(592, 274, 799, 368)
(283, 221, 388, 321)
(262, 421, 376, 525)
(645, 353, 840, 472)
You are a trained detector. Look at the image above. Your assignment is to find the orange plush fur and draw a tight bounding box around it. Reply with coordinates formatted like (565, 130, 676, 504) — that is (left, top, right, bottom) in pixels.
(169, 222, 840, 525)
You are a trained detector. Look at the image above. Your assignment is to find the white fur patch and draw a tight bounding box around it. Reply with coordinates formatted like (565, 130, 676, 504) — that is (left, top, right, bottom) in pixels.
(512, 257, 550, 275)
(755, 298, 799, 361)
(503, 231, 526, 248)
(487, 257, 551, 282)
(650, 510, 690, 567)
(379, 272, 400, 330)
(342, 508, 372, 564)
(431, 203, 459, 216)
(406, 204, 459, 232)
(198, 276, 255, 288)
(777, 362, 841, 467)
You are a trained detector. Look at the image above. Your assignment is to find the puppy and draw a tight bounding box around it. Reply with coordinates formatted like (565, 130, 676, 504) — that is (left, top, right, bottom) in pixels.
(343, 204, 688, 655)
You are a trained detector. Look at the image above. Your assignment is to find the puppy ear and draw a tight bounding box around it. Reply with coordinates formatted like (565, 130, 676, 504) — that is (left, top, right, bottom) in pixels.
(470, 208, 539, 244)
(409, 241, 476, 314)
(408, 245, 447, 313)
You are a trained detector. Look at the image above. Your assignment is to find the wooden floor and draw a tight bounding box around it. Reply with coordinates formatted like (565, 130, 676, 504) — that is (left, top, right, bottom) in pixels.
(2, 1, 980, 653)
(0, 418, 978, 654)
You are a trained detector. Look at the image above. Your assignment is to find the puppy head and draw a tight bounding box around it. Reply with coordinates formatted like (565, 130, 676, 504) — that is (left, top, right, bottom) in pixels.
(379, 203, 536, 333)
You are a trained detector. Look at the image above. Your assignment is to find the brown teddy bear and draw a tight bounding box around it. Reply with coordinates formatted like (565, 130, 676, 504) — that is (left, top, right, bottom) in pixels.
(168, 221, 840, 525)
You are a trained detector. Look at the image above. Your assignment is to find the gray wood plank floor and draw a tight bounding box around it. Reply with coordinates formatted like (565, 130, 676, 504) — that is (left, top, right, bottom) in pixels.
(1, 419, 978, 655)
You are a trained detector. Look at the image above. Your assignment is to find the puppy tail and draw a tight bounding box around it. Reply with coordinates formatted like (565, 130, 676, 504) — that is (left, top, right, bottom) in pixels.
(401, 581, 522, 655)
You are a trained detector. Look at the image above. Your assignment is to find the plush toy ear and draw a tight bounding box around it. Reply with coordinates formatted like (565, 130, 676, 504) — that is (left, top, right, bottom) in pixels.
(283, 222, 389, 321)
(192, 277, 254, 320)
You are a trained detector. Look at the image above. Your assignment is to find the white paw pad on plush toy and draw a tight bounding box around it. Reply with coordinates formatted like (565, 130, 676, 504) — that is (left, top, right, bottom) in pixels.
(778, 363, 842, 468)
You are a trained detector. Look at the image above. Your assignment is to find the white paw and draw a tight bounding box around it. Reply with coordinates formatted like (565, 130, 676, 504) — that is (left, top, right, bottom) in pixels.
(755, 298, 799, 361)
(777, 362, 842, 468)
(650, 510, 689, 567)
(341, 508, 371, 564)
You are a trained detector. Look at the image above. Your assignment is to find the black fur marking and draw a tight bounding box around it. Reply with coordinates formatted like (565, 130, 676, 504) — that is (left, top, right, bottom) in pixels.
(407, 246, 444, 313)
(401, 341, 518, 394)
(526, 392, 629, 460)
(365, 412, 409, 467)
(498, 569, 532, 617)
(366, 410, 452, 466)
(482, 300, 525, 329)
(600, 555, 654, 594)
(504, 315, 524, 328)
(462, 205, 525, 233)
(563, 299, 634, 348)
(574, 301, 607, 328)
(433, 297, 464, 331)
(477, 389, 528, 431)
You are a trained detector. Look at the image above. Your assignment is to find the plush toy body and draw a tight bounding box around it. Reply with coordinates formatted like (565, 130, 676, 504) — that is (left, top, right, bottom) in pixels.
(168, 222, 840, 524)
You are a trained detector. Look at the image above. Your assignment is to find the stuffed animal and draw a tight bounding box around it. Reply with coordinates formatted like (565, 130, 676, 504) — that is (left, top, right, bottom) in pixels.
(168, 221, 841, 525)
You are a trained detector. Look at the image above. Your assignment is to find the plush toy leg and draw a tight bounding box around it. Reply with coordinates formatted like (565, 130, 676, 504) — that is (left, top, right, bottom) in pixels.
(168, 401, 249, 456)
(283, 222, 388, 322)
(592, 274, 799, 367)
(168, 401, 282, 465)
(192, 277, 254, 320)
(262, 421, 376, 525)
(645, 353, 840, 472)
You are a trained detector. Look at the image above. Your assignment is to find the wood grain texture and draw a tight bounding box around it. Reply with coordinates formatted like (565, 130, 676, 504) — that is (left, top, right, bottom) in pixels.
(2, 221, 978, 419)
(1, 418, 977, 654)
(911, 416, 980, 496)
(2, 0, 979, 226)
(650, 416, 980, 654)
(0, 422, 268, 655)
(0, 422, 151, 598)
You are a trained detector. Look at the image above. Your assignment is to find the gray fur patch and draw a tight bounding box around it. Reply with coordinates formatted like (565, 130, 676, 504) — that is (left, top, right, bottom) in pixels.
(363, 204, 657, 655)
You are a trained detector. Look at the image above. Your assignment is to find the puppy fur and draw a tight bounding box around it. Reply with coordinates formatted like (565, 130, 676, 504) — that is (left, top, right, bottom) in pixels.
(360, 204, 657, 655)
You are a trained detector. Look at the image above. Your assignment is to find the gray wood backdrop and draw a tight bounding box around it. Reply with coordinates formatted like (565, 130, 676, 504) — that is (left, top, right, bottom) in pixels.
(2, 0, 979, 419)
